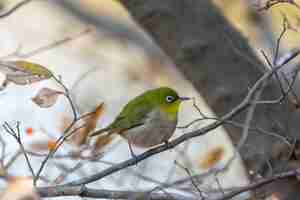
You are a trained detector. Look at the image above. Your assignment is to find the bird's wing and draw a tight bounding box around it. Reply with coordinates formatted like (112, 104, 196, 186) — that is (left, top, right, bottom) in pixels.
(109, 98, 153, 132)
(90, 98, 152, 137)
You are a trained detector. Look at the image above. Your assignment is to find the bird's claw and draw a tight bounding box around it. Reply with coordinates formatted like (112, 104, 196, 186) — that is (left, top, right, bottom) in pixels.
(130, 152, 139, 165)
(164, 140, 170, 148)
(128, 141, 139, 165)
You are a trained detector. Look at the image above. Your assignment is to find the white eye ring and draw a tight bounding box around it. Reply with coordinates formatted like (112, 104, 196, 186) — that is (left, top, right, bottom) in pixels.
(165, 95, 175, 103)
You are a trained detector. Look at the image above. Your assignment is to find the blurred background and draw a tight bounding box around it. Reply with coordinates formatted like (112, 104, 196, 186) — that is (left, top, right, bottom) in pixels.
(0, 0, 300, 200)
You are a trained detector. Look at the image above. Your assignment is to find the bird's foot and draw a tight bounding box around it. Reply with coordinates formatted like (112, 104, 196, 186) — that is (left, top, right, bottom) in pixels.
(130, 152, 139, 165)
(164, 140, 170, 148)
(128, 141, 139, 165)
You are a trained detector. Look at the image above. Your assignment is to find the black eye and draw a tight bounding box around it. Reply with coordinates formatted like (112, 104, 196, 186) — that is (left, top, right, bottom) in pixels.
(165, 95, 175, 103)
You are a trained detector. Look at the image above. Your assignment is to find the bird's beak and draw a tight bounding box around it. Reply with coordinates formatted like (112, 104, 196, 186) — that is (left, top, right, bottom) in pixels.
(179, 96, 190, 101)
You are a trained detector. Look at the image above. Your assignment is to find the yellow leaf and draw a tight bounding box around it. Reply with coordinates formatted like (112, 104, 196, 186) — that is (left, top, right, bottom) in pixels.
(13, 61, 52, 77)
(0, 60, 52, 85)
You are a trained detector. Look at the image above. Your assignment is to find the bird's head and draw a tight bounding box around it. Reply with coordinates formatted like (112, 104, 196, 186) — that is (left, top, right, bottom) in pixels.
(148, 87, 190, 120)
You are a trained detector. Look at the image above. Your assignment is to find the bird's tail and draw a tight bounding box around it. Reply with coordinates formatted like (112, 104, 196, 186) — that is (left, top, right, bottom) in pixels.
(89, 127, 111, 137)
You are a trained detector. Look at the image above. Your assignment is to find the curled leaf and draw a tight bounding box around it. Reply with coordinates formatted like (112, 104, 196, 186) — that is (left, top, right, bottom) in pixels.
(32, 87, 64, 108)
(60, 103, 105, 147)
(94, 134, 115, 152)
(0, 60, 52, 85)
(72, 103, 105, 146)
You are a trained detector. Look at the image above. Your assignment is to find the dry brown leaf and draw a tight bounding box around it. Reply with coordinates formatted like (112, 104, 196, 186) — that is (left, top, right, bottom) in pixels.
(94, 134, 115, 152)
(0, 61, 52, 85)
(0, 177, 40, 200)
(32, 87, 64, 108)
(65, 103, 105, 146)
(76, 103, 104, 145)
(47, 140, 57, 151)
(199, 146, 225, 169)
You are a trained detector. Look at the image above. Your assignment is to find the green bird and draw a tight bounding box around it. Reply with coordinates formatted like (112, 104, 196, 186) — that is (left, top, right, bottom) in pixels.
(90, 87, 190, 152)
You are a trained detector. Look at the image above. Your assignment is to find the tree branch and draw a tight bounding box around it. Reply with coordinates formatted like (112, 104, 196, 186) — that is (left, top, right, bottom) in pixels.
(36, 168, 300, 200)
(212, 168, 300, 200)
(37, 185, 196, 200)
(61, 50, 299, 187)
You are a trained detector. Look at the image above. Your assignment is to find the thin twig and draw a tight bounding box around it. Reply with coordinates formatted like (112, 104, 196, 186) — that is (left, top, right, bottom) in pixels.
(34, 123, 86, 185)
(0, 27, 93, 60)
(2, 122, 35, 178)
(254, 69, 297, 105)
(0, 0, 32, 18)
(192, 97, 206, 118)
(52, 75, 78, 120)
(237, 52, 268, 151)
(0, 133, 6, 165)
(174, 160, 205, 199)
(179, 117, 291, 146)
(54, 162, 84, 184)
(214, 175, 225, 197)
(273, 16, 289, 65)
(212, 168, 300, 200)
(4, 149, 22, 170)
(257, 0, 300, 11)
(281, 70, 300, 106)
